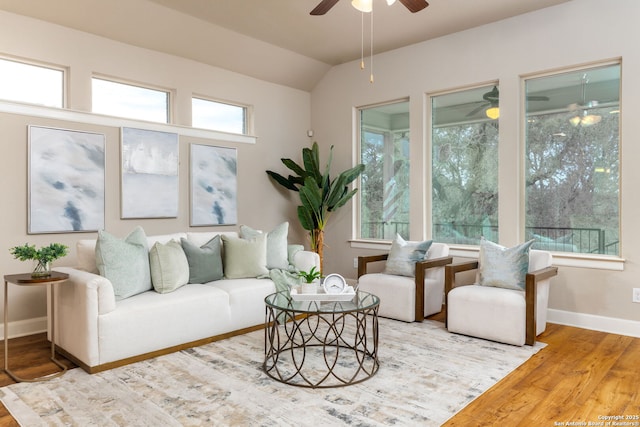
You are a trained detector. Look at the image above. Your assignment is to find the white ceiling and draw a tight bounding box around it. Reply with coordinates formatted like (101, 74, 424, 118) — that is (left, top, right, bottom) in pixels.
(0, 0, 572, 91)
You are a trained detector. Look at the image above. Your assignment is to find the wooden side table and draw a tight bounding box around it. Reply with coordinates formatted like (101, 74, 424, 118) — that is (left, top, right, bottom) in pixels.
(3, 271, 69, 382)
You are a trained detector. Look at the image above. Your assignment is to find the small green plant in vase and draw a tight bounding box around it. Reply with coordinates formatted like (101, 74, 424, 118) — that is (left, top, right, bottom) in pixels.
(297, 266, 321, 294)
(9, 243, 69, 278)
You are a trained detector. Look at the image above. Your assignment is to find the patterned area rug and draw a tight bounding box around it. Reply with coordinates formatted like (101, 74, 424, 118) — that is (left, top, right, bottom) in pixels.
(0, 319, 543, 426)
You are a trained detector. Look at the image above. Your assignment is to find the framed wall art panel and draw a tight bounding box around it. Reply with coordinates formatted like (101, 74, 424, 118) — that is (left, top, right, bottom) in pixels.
(28, 125, 106, 234)
(121, 127, 179, 219)
(190, 143, 238, 226)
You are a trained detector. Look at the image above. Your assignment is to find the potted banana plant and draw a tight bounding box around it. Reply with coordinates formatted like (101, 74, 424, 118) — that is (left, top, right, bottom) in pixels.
(267, 142, 364, 273)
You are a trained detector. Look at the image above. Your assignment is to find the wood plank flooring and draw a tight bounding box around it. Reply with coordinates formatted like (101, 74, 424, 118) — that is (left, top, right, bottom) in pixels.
(0, 321, 638, 426)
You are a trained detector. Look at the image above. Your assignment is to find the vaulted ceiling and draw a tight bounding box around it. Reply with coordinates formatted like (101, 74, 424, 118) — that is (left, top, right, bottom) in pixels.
(0, 0, 572, 90)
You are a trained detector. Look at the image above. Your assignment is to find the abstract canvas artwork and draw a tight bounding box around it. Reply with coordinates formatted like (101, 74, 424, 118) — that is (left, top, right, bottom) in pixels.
(121, 127, 179, 218)
(190, 143, 237, 226)
(28, 125, 105, 234)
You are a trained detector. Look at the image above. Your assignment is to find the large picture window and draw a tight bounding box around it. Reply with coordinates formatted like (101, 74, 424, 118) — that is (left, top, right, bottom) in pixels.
(525, 64, 620, 255)
(358, 100, 410, 240)
(0, 57, 64, 108)
(92, 77, 170, 123)
(431, 85, 499, 245)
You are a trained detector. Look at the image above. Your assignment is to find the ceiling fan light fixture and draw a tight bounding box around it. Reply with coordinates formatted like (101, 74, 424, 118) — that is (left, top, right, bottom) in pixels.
(352, 0, 372, 12)
(386, 0, 397, 5)
(485, 106, 500, 120)
(581, 113, 602, 126)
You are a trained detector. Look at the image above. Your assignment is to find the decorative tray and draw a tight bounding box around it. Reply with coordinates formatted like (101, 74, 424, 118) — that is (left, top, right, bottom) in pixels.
(290, 286, 356, 302)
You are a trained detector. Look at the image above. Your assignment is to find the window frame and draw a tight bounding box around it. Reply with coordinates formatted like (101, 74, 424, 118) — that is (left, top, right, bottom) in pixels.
(353, 98, 410, 242)
(521, 61, 621, 258)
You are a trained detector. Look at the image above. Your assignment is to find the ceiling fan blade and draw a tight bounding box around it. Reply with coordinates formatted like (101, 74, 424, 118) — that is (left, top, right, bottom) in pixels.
(527, 95, 550, 101)
(398, 0, 429, 13)
(466, 102, 489, 117)
(310, 0, 341, 15)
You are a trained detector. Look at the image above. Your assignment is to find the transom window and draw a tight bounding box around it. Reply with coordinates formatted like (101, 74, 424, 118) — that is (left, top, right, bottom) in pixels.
(92, 77, 170, 123)
(0, 57, 64, 108)
(525, 63, 621, 255)
(357, 100, 410, 240)
(192, 97, 247, 134)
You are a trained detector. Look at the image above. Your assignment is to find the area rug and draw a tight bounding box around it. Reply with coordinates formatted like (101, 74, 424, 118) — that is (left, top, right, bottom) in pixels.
(0, 318, 544, 426)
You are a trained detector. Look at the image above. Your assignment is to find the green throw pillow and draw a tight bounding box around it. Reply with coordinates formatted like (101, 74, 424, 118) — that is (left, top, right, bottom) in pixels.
(95, 226, 152, 300)
(149, 240, 190, 293)
(222, 234, 268, 279)
(180, 235, 224, 283)
(383, 234, 433, 277)
(240, 222, 289, 270)
(478, 237, 535, 291)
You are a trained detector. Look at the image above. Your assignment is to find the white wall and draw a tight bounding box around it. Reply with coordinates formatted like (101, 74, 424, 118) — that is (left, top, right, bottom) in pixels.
(311, 0, 640, 336)
(0, 10, 311, 337)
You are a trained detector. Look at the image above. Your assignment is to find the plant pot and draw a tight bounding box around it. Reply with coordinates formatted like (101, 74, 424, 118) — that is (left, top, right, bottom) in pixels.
(300, 282, 318, 294)
(31, 260, 51, 278)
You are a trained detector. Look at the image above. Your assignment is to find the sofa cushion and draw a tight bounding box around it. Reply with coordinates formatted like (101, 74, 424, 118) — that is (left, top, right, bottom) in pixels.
(221, 234, 268, 279)
(181, 235, 224, 283)
(478, 238, 535, 291)
(240, 222, 289, 270)
(95, 226, 152, 300)
(149, 240, 190, 293)
(383, 234, 433, 277)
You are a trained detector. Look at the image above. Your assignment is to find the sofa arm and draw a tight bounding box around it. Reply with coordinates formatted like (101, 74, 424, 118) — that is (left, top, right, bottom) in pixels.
(291, 250, 320, 273)
(53, 267, 117, 368)
(56, 267, 117, 315)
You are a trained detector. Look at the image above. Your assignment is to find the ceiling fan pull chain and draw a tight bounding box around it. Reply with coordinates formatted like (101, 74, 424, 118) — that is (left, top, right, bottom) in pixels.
(360, 11, 365, 70)
(370, 7, 374, 83)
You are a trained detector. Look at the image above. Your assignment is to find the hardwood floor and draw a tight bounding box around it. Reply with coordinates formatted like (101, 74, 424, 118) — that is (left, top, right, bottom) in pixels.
(0, 322, 638, 426)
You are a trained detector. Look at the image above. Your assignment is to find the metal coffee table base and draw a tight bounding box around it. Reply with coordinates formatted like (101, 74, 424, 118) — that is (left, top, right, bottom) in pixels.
(263, 304, 379, 388)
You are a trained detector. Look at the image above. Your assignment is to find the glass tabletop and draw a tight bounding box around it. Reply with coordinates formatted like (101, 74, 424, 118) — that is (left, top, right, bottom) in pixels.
(265, 290, 379, 314)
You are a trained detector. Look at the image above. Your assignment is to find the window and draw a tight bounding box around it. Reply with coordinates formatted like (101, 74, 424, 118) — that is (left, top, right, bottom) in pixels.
(357, 100, 410, 240)
(431, 85, 499, 245)
(0, 57, 64, 107)
(92, 77, 169, 123)
(525, 63, 620, 255)
(192, 97, 247, 134)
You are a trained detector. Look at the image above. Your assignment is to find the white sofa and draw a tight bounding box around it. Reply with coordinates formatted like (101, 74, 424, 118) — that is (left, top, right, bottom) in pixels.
(52, 230, 319, 373)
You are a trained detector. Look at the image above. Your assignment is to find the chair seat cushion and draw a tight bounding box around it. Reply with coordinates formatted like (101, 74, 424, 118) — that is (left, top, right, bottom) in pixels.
(447, 284, 526, 346)
(358, 273, 441, 322)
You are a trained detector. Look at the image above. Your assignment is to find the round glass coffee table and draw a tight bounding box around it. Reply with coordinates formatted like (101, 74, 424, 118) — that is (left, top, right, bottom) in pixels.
(263, 290, 379, 388)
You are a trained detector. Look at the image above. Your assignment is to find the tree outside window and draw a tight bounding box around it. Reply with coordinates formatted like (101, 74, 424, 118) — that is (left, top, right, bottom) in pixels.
(431, 85, 499, 245)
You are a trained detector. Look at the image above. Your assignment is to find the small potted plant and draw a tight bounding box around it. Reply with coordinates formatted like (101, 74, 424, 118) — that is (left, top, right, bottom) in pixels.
(9, 243, 69, 278)
(297, 266, 321, 294)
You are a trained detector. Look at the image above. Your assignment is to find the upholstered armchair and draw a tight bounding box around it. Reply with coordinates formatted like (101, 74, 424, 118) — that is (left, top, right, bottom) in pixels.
(357, 242, 452, 322)
(444, 244, 558, 346)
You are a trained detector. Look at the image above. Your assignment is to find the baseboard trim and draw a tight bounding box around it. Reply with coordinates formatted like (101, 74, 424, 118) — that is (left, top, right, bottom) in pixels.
(547, 309, 640, 338)
(0, 316, 47, 340)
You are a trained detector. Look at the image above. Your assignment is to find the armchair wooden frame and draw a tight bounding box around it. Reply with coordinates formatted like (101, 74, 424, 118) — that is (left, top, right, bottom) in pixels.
(444, 261, 558, 345)
(358, 254, 453, 322)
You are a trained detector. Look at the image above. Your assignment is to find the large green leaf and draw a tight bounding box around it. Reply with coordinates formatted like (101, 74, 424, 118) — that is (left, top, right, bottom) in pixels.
(266, 170, 298, 191)
(297, 205, 315, 231)
(281, 158, 307, 177)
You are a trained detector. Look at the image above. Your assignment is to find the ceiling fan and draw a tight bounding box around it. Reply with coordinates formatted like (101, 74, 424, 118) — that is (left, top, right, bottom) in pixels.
(310, 0, 429, 15)
(466, 86, 550, 118)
